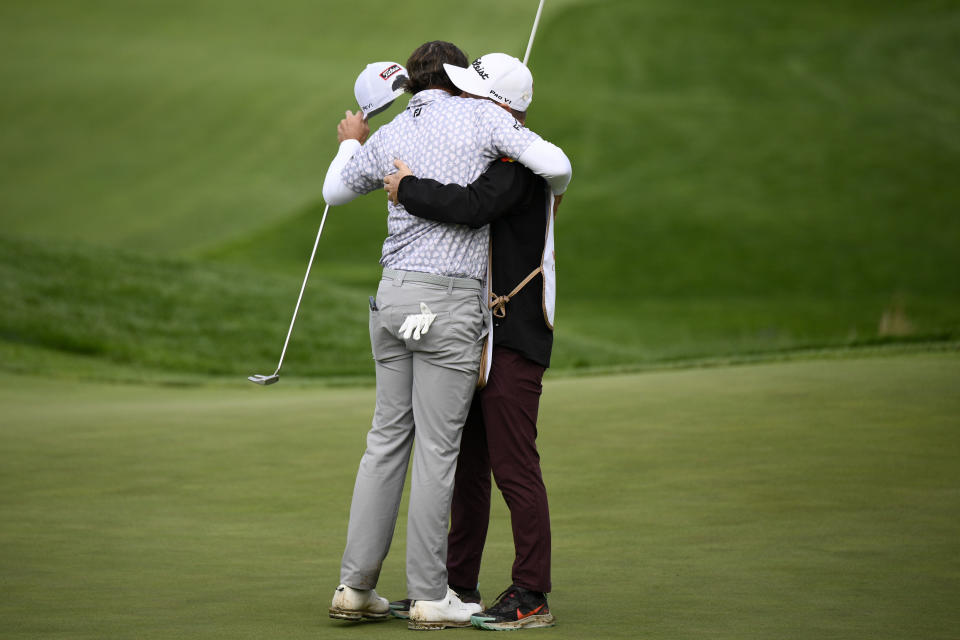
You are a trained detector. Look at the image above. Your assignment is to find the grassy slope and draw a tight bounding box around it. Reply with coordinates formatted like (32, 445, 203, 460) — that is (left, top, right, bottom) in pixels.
(0, 234, 373, 379)
(0, 0, 565, 253)
(1, 353, 958, 638)
(540, 0, 960, 297)
(535, 0, 960, 365)
(3, 233, 956, 382)
(1, 0, 959, 379)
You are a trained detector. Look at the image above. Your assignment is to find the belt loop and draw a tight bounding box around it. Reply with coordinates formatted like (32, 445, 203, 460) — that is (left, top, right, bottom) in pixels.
(393, 270, 405, 287)
(447, 277, 454, 295)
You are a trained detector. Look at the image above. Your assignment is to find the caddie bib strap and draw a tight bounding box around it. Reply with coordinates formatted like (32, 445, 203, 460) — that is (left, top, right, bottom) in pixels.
(488, 265, 544, 318)
(489, 187, 557, 330)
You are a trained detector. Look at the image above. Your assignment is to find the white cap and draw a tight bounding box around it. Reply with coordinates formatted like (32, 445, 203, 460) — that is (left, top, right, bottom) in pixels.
(354, 61, 408, 119)
(443, 53, 534, 111)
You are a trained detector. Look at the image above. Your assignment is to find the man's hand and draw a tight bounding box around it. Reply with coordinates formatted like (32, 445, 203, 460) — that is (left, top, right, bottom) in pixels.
(337, 110, 369, 144)
(384, 159, 414, 205)
(553, 193, 564, 215)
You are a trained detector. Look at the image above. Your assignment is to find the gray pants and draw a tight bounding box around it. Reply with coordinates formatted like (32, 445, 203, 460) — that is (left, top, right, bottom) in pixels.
(340, 268, 485, 601)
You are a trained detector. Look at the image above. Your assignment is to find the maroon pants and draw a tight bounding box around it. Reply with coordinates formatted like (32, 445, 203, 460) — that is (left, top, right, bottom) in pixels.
(446, 346, 551, 593)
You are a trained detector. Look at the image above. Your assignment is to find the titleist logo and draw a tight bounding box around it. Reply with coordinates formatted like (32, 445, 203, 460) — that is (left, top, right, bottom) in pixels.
(472, 59, 489, 79)
(380, 64, 402, 80)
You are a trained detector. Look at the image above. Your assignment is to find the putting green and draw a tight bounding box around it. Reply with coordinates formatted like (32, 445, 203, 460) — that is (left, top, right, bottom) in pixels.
(1, 352, 958, 638)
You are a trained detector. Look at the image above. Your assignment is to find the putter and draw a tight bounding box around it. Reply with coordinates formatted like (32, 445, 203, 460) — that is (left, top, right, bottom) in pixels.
(248, 203, 330, 385)
(249, 61, 408, 385)
(523, 0, 546, 65)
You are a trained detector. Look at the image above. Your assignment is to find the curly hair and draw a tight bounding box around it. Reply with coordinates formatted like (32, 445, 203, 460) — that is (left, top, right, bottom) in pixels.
(403, 41, 469, 95)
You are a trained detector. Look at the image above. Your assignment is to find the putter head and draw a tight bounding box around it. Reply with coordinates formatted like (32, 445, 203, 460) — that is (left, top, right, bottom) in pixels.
(248, 373, 280, 386)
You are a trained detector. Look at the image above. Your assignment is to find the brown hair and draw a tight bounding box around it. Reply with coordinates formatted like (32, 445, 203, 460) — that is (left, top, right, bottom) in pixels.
(403, 41, 468, 95)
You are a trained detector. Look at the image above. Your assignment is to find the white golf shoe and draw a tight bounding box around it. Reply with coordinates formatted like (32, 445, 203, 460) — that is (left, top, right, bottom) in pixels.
(408, 587, 483, 630)
(328, 584, 390, 622)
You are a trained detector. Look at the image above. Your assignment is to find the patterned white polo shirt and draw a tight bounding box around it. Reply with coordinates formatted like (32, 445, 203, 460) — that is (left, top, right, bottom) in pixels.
(341, 89, 540, 280)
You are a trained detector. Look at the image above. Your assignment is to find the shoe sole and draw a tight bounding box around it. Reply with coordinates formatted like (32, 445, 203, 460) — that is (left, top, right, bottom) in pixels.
(471, 613, 556, 630)
(328, 607, 391, 622)
(392, 600, 481, 621)
(408, 619, 474, 630)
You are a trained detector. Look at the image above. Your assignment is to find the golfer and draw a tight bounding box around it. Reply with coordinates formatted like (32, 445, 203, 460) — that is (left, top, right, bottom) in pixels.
(383, 52, 559, 631)
(321, 41, 571, 630)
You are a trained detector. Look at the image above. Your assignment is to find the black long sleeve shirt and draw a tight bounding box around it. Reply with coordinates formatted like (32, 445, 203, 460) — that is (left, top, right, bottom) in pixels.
(396, 158, 553, 368)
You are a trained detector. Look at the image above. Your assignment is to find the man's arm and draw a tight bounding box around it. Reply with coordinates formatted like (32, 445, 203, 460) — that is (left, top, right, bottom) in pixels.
(321, 111, 370, 205)
(517, 138, 572, 196)
(477, 101, 572, 195)
(384, 159, 532, 228)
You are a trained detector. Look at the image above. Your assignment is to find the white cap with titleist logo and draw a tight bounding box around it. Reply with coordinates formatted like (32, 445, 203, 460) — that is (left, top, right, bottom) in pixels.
(443, 53, 534, 111)
(354, 61, 408, 120)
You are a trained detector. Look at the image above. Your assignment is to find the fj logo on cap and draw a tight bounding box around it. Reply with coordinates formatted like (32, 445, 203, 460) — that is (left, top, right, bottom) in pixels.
(380, 64, 402, 80)
(472, 59, 489, 80)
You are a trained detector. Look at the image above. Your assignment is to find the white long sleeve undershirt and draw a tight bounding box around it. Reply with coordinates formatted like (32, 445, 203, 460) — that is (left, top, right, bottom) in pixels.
(517, 138, 572, 195)
(321, 139, 363, 206)
(320, 135, 572, 206)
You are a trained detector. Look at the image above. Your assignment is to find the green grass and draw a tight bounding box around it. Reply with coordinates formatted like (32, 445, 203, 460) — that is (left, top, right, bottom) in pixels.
(0, 234, 374, 379)
(2, 9, 957, 637)
(1, 352, 958, 638)
(1, 0, 959, 381)
(0, 0, 570, 254)
(3, 233, 955, 382)
(534, 0, 960, 300)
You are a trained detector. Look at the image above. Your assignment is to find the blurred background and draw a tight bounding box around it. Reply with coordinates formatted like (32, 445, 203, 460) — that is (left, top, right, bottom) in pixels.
(1, 0, 958, 382)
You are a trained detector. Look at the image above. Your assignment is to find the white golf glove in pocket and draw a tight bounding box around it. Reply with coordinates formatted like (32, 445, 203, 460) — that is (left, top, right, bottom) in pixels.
(399, 302, 437, 340)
